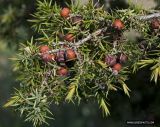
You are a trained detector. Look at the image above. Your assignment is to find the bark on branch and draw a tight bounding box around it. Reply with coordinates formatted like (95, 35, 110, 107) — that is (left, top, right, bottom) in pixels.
(137, 12, 160, 20)
(74, 27, 107, 47)
(39, 27, 108, 55)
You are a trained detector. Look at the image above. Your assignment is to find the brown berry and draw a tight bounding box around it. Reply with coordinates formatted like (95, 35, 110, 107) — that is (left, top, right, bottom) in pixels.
(60, 7, 70, 18)
(119, 53, 128, 63)
(57, 67, 68, 76)
(151, 18, 160, 29)
(41, 54, 56, 62)
(66, 49, 77, 60)
(113, 63, 122, 72)
(112, 19, 124, 30)
(39, 45, 49, 53)
(104, 55, 117, 66)
(64, 33, 75, 42)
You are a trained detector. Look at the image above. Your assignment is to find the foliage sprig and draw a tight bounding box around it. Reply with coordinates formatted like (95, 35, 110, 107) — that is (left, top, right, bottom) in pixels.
(4, 0, 160, 126)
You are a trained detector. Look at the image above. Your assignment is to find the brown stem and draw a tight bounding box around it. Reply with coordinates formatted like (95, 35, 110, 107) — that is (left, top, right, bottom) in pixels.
(137, 12, 160, 20)
(39, 27, 108, 55)
(74, 28, 107, 47)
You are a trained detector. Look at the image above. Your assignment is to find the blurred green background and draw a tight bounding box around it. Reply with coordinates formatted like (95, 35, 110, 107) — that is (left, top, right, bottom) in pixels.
(0, 0, 160, 127)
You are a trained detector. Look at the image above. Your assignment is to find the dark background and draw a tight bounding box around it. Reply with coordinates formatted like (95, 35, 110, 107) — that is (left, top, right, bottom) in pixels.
(0, 0, 160, 127)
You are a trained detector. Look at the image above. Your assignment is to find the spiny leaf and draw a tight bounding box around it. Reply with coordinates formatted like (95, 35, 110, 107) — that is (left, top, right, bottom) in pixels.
(151, 66, 160, 84)
(96, 60, 108, 68)
(137, 59, 155, 65)
(3, 96, 19, 107)
(108, 84, 118, 91)
(99, 98, 110, 116)
(119, 80, 131, 97)
(8, 57, 19, 61)
(65, 84, 76, 102)
(122, 83, 131, 97)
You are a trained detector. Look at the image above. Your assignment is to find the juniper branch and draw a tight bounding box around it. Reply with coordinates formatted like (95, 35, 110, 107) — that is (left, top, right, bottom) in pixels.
(74, 27, 107, 47)
(38, 12, 160, 56)
(39, 27, 108, 55)
(137, 12, 160, 20)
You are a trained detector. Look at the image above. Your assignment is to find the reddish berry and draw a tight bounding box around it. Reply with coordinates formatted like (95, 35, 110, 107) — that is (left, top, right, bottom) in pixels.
(66, 49, 77, 60)
(64, 34, 75, 42)
(113, 63, 122, 72)
(112, 19, 124, 30)
(41, 54, 56, 62)
(57, 67, 68, 76)
(151, 18, 160, 29)
(39, 45, 49, 53)
(104, 55, 117, 66)
(60, 7, 70, 18)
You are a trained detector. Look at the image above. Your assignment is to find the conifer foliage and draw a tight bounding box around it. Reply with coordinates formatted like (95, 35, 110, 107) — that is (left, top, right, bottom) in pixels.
(4, 0, 160, 126)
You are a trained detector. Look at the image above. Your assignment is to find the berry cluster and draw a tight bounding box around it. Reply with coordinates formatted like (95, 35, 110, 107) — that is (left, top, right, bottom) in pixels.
(39, 7, 127, 77)
(105, 19, 126, 74)
(104, 53, 128, 74)
(39, 45, 77, 76)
